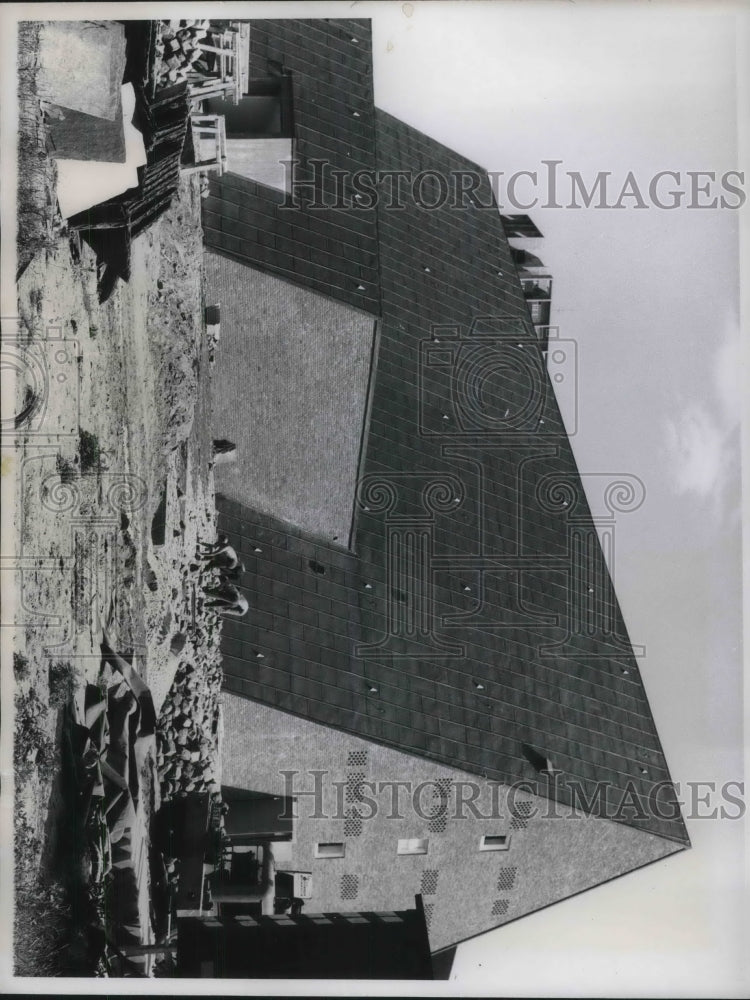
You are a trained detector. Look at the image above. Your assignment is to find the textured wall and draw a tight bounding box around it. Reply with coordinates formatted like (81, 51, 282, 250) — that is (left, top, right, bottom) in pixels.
(206, 255, 374, 542)
(221, 695, 685, 954)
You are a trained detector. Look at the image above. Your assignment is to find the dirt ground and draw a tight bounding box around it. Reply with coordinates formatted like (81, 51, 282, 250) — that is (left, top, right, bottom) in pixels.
(9, 29, 224, 975)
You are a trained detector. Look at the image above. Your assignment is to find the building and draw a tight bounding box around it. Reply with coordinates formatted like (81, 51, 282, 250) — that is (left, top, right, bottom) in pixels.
(202, 18, 689, 962)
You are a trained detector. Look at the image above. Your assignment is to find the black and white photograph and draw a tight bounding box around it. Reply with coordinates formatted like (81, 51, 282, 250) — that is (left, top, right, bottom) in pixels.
(0, 1, 747, 993)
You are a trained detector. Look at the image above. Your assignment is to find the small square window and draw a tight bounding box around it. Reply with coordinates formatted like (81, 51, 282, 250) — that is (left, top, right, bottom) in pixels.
(397, 838, 429, 855)
(315, 842, 345, 859)
(479, 835, 510, 852)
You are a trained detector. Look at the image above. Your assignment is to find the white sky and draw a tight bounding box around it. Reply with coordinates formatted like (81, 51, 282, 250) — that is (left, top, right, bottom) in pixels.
(1, 1, 747, 996)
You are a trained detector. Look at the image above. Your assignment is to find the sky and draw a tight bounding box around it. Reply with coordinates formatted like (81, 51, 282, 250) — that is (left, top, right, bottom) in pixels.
(0, 1, 746, 996)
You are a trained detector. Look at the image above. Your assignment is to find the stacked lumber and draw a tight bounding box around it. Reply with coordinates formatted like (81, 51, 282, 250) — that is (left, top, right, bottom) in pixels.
(156, 19, 211, 87)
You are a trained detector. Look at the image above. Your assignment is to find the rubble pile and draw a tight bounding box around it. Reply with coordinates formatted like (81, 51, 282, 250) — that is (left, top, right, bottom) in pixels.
(155, 644, 223, 803)
(155, 20, 211, 88)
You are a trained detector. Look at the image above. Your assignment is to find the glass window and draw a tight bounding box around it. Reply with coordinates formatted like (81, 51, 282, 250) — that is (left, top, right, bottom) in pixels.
(479, 835, 510, 851)
(314, 842, 345, 858)
(397, 838, 429, 855)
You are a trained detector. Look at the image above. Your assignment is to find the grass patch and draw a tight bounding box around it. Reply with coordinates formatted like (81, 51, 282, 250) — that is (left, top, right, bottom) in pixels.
(14, 689, 56, 785)
(14, 807, 72, 977)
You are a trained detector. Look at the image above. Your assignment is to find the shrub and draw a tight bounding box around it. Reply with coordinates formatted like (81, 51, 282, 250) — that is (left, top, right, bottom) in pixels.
(78, 429, 101, 473)
(48, 659, 80, 708)
(13, 651, 30, 681)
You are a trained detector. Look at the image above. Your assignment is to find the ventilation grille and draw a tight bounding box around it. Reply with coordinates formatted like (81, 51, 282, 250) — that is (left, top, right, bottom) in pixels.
(347, 750, 368, 767)
(344, 811, 363, 838)
(510, 801, 534, 829)
(421, 869, 439, 895)
(423, 903, 434, 928)
(346, 771, 365, 803)
(340, 874, 360, 900)
(428, 814, 447, 833)
(428, 777, 451, 832)
(491, 899, 509, 917)
(496, 867, 518, 892)
(433, 777, 452, 796)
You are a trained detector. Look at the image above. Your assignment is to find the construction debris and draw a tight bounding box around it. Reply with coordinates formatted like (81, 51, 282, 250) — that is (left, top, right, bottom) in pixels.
(155, 20, 211, 88)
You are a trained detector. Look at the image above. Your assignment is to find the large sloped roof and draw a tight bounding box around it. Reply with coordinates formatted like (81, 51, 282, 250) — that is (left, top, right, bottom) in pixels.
(203, 19, 380, 315)
(214, 20, 688, 849)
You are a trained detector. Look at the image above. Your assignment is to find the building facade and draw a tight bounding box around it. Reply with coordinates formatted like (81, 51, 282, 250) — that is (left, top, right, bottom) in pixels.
(203, 17, 689, 959)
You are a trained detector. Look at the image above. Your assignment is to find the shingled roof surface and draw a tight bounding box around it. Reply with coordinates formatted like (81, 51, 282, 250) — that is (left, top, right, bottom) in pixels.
(216, 22, 687, 848)
(203, 18, 380, 315)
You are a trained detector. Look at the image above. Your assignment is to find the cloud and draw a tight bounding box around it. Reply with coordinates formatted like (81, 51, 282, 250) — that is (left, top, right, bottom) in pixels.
(665, 405, 727, 500)
(663, 315, 740, 515)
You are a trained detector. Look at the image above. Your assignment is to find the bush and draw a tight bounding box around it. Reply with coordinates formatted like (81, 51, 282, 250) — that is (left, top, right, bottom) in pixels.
(78, 429, 101, 473)
(49, 659, 80, 708)
(13, 651, 30, 681)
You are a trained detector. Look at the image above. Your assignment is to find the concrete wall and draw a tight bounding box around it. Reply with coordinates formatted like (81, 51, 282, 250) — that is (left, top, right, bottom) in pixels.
(221, 695, 685, 954)
(206, 253, 375, 543)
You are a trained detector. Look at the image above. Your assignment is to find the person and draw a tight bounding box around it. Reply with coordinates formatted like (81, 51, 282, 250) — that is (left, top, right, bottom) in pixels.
(203, 582, 249, 618)
(196, 534, 229, 556)
(198, 542, 243, 574)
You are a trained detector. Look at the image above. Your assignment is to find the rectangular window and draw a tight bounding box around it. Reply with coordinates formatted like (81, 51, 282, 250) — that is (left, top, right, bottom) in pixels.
(397, 838, 429, 856)
(314, 842, 345, 859)
(479, 835, 510, 852)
